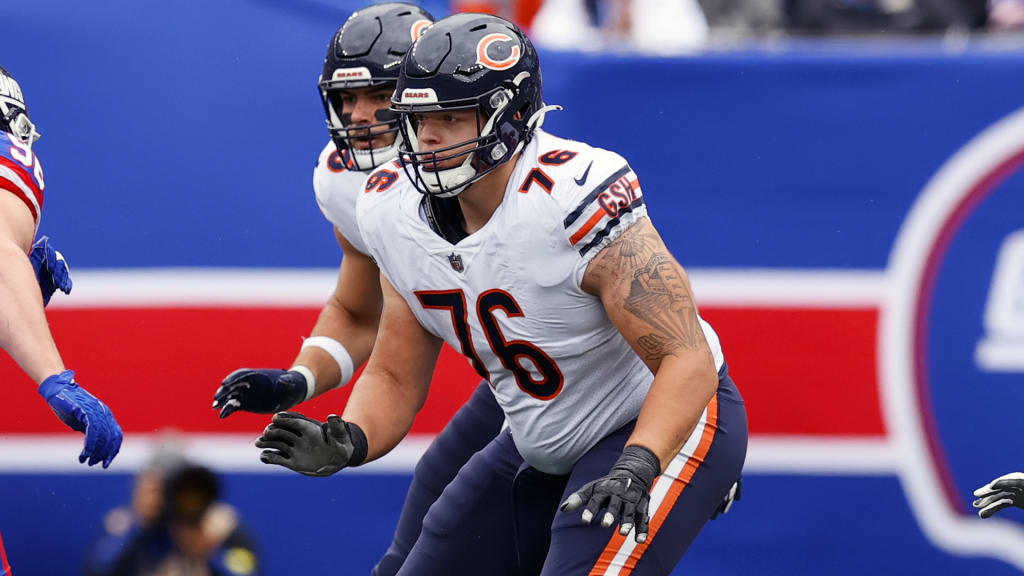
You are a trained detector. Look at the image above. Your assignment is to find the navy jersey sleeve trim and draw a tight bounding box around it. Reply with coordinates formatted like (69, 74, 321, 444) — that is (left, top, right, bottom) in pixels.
(577, 196, 645, 257)
(563, 165, 632, 228)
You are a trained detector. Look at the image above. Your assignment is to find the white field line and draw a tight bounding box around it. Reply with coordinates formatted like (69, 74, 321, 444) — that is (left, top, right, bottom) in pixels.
(46, 268, 886, 309)
(0, 434, 896, 475)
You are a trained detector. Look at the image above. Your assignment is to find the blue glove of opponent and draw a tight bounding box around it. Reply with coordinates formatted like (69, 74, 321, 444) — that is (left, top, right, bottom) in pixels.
(29, 235, 72, 306)
(213, 369, 309, 418)
(38, 370, 123, 468)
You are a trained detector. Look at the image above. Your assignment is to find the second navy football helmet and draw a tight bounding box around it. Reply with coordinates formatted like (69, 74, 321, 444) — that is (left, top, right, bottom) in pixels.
(318, 3, 434, 172)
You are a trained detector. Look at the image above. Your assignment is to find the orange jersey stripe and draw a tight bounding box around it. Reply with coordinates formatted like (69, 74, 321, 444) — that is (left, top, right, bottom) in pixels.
(588, 394, 720, 576)
(569, 209, 606, 246)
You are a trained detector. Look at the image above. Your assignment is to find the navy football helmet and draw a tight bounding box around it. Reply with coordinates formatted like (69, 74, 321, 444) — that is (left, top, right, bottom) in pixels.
(319, 3, 434, 171)
(391, 13, 559, 197)
(0, 65, 40, 149)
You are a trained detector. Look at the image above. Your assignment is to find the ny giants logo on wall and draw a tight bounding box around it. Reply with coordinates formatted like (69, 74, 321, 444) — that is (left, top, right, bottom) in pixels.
(882, 106, 1024, 570)
(476, 33, 521, 71)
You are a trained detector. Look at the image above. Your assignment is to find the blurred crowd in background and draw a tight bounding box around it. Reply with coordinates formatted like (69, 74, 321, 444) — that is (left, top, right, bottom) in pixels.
(450, 0, 1021, 53)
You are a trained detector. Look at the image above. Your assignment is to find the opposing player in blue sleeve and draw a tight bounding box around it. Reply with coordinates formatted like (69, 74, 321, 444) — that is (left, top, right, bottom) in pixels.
(0, 65, 122, 468)
(209, 6, 505, 575)
(29, 235, 71, 306)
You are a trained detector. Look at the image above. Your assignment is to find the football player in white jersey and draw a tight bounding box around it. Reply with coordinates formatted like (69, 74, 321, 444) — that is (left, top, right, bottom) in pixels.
(256, 13, 747, 576)
(0, 65, 122, 469)
(209, 6, 507, 575)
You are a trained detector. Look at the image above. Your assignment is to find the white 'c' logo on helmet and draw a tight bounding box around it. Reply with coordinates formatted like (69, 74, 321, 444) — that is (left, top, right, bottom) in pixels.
(476, 33, 521, 71)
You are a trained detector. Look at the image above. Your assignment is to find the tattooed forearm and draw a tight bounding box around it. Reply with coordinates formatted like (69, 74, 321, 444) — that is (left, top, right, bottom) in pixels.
(600, 222, 705, 361)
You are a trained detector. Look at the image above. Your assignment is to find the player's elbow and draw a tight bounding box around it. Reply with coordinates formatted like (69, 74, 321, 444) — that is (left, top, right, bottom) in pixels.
(327, 294, 381, 345)
(329, 290, 381, 330)
(662, 351, 718, 404)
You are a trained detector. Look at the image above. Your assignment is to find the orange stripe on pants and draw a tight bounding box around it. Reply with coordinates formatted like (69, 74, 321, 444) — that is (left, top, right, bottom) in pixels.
(588, 394, 720, 576)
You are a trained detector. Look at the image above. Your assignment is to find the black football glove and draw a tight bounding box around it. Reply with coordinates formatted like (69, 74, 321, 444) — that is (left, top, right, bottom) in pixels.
(973, 472, 1024, 518)
(213, 368, 309, 418)
(560, 445, 661, 543)
(710, 476, 742, 520)
(256, 412, 366, 477)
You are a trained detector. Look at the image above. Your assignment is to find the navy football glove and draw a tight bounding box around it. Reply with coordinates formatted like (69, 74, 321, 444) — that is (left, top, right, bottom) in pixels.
(560, 445, 661, 543)
(710, 477, 742, 520)
(29, 235, 72, 306)
(256, 412, 366, 477)
(213, 368, 309, 418)
(38, 370, 123, 468)
(973, 473, 1024, 518)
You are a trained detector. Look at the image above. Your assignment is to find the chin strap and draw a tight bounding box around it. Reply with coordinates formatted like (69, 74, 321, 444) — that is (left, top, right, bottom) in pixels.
(423, 104, 563, 198)
(427, 157, 477, 198)
(350, 140, 401, 171)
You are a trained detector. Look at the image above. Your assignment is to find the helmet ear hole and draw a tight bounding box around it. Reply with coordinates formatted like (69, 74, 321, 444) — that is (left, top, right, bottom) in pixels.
(513, 100, 533, 121)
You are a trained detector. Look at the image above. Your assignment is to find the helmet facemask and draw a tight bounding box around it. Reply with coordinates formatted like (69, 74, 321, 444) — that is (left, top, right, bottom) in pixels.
(395, 72, 556, 198)
(0, 73, 40, 152)
(319, 79, 403, 172)
(2, 107, 40, 151)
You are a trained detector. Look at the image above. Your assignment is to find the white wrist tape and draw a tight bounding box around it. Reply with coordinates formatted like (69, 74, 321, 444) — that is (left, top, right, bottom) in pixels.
(301, 336, 355, 389)
(289, 365, 317, 402)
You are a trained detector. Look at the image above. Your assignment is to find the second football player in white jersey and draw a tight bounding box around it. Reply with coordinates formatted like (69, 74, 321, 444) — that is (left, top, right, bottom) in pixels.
(211, 6, 507, 576)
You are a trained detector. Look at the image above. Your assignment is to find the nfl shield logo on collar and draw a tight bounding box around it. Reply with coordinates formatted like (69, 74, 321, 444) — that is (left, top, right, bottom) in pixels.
(447, 252, 464, 272)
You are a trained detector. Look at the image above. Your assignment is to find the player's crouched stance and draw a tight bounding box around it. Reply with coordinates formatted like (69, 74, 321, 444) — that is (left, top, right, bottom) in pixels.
(0, 66, 122, 468)
(259, 14, 746, 575)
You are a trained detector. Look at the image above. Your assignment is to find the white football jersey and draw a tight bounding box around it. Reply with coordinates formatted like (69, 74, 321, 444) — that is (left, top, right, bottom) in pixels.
(357, 130, 724, 474)
(313, 142, 370, 254)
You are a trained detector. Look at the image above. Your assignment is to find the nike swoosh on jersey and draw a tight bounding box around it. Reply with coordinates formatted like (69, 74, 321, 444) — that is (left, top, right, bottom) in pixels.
(574, 161, 594, 186)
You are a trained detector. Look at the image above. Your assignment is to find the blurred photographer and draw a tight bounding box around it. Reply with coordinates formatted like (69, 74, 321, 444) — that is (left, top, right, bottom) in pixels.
(85, 458, 259, 576)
